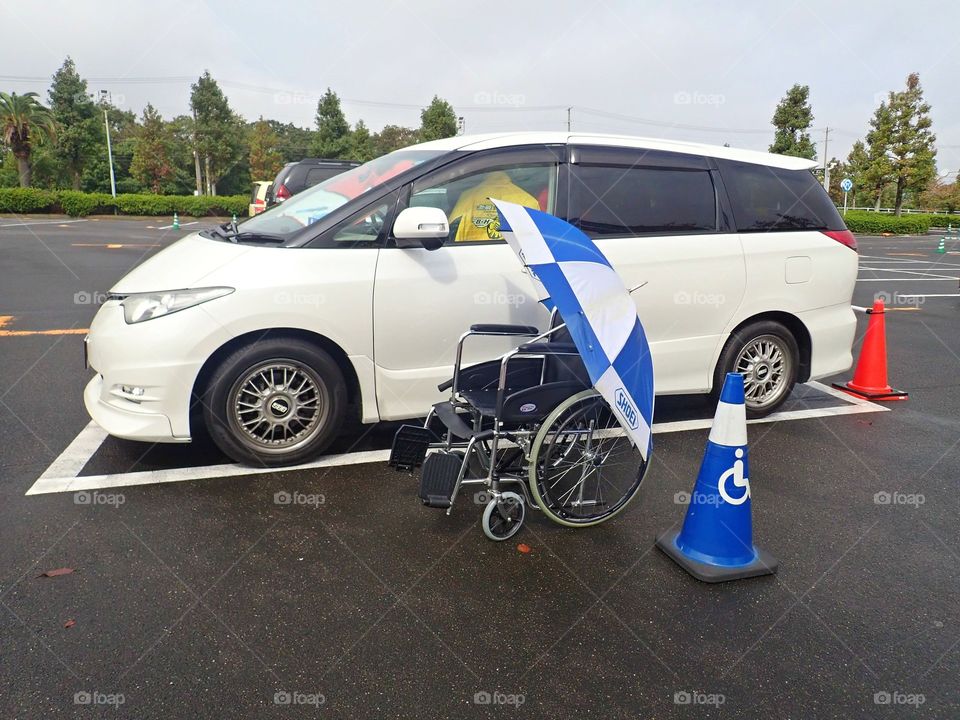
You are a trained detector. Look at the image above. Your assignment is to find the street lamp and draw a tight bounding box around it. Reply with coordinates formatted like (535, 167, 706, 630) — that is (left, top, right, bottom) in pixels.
(99, 90, 117, 198)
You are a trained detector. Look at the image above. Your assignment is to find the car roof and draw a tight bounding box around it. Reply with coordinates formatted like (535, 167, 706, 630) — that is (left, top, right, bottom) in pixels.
(294, 158, 361, 166)
(412, 132, 818, 171)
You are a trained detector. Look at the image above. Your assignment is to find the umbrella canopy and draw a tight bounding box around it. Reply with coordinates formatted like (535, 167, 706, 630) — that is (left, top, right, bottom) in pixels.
(492, 199, 655, 460)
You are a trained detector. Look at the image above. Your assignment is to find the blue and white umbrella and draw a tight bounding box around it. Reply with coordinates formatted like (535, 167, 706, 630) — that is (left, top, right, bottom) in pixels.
(492, 199, 655, 460)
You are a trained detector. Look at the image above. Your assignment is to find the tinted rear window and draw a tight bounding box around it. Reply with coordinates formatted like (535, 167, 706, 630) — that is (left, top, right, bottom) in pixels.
(718, 159, 845, 232)
(569, 165, 717, 236)
(305, 167, 345, 187)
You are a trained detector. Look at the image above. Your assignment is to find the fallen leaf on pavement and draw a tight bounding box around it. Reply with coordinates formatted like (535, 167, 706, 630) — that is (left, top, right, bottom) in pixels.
(36, 568, 74, 578)
(63, 619, 76, 629)
(517, 543, 532, 554)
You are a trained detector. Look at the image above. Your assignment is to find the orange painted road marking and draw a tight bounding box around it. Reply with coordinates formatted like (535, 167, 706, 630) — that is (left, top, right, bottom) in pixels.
(71, 243, 160, 249)
(0, 316, 89, 337)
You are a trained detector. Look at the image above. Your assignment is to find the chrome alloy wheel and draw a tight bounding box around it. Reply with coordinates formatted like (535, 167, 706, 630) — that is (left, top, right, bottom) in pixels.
(227, 360, 329, 454)
(733, 334, 793, 411)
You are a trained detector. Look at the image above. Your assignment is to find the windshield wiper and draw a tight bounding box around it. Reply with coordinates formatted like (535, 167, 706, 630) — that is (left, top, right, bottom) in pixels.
(232, 232, 287, 244)
(203, 223, 286, 244)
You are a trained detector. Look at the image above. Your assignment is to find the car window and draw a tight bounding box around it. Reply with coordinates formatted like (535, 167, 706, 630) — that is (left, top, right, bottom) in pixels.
(305, 167, 338, 187)
(242, 149, 445, 237)
(330, 194, 397, 247)
(410, 162, 556, 244)
(569, 165, 717, 236)
(717, 159, 844, 232)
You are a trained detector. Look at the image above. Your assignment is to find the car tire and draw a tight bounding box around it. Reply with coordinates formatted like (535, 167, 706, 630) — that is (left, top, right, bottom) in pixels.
(713, 320, 799, 418)
(201, 338, 346, 466)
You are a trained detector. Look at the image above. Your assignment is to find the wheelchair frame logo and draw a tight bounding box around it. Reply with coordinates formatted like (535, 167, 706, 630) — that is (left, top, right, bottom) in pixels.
(614, 388, 639, 430)
(718, 448, 750, 505)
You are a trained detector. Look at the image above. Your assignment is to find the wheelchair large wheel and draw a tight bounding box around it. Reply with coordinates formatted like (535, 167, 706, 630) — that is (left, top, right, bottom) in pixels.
(528, 390, 648, 527)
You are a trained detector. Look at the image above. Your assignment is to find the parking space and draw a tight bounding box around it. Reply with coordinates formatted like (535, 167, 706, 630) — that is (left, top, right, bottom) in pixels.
(2, 225, 959, 717)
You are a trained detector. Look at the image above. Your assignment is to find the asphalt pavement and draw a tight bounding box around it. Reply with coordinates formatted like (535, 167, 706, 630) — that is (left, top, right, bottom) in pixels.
(1, 217, 958, 718)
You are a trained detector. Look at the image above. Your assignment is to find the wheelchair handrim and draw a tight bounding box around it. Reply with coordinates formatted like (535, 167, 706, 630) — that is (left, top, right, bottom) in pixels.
(527, 389, 648, 527)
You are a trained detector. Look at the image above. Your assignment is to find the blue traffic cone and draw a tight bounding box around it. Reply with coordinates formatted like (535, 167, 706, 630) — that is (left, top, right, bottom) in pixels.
(656, 373, 778, 582)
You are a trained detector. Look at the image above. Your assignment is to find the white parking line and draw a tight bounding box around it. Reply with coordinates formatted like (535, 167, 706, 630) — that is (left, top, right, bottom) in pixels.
(25, 381, 888, 496)
(155, 221, 198, 230)
(0, 219, 87, 228)
(857, 267, 959, 280)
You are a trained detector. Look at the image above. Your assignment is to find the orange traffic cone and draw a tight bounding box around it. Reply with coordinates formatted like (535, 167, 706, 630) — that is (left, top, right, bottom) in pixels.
(833, 299, 908, 401)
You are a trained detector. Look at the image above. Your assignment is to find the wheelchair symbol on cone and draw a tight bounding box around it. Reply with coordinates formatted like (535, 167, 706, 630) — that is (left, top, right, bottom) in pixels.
(718, 448, 750, 506)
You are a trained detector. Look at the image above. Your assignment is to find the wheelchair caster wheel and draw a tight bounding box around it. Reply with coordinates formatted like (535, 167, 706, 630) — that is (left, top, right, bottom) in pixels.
(482, 491, 525, 541)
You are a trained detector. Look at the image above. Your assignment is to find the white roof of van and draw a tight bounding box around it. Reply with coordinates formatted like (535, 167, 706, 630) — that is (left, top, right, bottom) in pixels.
(414, 132, 818, 171)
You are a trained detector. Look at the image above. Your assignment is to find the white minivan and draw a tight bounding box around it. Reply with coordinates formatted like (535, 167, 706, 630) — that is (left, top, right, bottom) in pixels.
(84, 132, 858, 466)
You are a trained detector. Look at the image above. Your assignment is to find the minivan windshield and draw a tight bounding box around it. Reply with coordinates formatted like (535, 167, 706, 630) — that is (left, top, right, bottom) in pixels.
(240, 149, 447, 237)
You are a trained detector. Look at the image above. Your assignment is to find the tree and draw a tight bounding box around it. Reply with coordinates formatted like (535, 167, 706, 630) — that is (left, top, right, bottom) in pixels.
(130, 104, 173, 193)
(349, 120, 376, 162)
(372, 124, 419, 156)
(190, 71, 243, 195)
(312, 89, 351, 158)
(844, 140, 869, 206)
(862, 102, 895, 210)
(418, 96, 457, 142)
(0, 91, 57, 187)
(886, 73, 937, 215)
(48, 57, 100, 189)
(248, 117, 283, 179)
(920, 179, 960, 214)
(266, 120, 316, 162)
(769, 84, 816, 159)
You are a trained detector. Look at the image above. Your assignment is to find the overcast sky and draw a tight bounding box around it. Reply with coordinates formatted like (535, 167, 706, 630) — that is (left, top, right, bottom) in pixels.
(2, 0, 958, 174)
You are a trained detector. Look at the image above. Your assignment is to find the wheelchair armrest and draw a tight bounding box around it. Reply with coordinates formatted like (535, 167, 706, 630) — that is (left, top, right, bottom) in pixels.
(517, 341, 578, 355)
(438, 377, 453, 392)
(469, 324, 540, 336)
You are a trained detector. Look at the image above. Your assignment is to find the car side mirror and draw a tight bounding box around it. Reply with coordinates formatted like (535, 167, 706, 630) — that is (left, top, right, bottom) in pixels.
(392, 206, 449, 251)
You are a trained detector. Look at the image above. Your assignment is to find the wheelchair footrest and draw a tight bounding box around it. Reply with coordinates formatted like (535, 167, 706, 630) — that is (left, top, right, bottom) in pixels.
(418, 451, 464, 509)
(389, 425, 435, 471)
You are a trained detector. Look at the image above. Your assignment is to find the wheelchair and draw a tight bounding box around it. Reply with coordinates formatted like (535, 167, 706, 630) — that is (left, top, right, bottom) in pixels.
(388, 314, 649, 541)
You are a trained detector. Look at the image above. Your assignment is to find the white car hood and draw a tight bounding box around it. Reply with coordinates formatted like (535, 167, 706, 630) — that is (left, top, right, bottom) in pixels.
(110, 233, 255, 293)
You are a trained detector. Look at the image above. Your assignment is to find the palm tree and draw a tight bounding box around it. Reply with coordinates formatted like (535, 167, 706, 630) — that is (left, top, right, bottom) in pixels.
(0, 91, 57, 187)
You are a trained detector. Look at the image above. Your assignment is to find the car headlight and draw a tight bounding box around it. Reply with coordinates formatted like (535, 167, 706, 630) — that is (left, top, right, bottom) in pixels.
(120, 287, 234, 324)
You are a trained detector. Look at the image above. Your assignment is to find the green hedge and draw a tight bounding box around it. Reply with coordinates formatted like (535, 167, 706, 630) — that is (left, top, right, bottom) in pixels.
(0, 188, 247, 218)
(0, 187, 59, 213)
(842, 211, 930, 235)
(908, 213, 960, 229)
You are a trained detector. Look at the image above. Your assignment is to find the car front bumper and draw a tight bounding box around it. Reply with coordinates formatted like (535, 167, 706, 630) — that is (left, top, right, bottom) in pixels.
(83, 301, 228, 443)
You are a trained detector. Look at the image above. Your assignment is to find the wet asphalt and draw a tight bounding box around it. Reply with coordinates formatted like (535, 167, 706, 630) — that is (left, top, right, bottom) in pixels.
(0, 217, 958, 718)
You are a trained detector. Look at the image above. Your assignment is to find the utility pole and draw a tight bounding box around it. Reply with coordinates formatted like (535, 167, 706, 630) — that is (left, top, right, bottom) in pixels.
(192, 109, 203, 196)
(822, 126, 830, 189)
(566, 107, 572, 132)
(99, 90, 117, 198)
